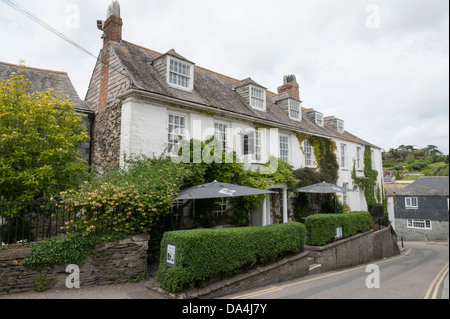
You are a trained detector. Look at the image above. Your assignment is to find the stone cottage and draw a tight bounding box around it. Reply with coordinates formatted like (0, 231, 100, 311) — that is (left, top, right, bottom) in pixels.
(390, 177, 449, 241)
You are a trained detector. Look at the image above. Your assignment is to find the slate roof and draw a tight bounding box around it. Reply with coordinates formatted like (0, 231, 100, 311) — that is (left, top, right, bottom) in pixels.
(384, 183, 410, 196)
(0, 62, 93, 113)
(397, 177, 449, 196)
(110, 40, 379, 148)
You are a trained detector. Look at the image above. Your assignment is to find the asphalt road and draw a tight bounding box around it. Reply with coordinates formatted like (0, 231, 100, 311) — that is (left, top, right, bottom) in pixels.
(0, 241, 447, 300)
(224, 241, 449, 299)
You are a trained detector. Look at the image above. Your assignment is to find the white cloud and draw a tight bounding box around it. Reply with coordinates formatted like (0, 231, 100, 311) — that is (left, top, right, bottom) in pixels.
(0, 0, 448, 154)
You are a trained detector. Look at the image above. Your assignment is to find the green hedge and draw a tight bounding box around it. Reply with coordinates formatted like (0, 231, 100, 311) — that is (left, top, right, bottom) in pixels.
(305, 211, 372, 246)
(156, 222, 306, 294)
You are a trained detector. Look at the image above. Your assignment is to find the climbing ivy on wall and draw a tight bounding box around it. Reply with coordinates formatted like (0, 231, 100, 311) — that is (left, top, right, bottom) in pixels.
(351, 146, 379, 206)
(295, 133, 339, 184)
(292, 133, 340, 220)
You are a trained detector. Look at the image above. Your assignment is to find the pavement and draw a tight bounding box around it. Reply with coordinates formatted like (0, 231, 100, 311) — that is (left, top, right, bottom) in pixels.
(0, 280, 167, 299)
(0, 241, 448, 300)
(0, 262, 168, 300)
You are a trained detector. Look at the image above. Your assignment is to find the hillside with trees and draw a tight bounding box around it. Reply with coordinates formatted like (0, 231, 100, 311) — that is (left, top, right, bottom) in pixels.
(382, 145, 449, 180)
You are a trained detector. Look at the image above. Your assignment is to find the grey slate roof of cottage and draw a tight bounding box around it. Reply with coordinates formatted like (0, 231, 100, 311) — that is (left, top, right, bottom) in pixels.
(233, 77, 267, 90)
(0, 62, 93, 113)
(397, 177, 449, 196)
(110, 40, 379, 148)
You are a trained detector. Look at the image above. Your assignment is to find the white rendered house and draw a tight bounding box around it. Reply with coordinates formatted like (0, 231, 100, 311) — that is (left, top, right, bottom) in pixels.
(86, 2, 384, 227)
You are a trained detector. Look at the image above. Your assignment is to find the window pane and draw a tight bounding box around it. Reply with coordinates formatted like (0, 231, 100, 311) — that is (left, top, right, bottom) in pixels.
(289, 100, 300, 120)
(280, 136, 289, 162)
(243, 135, 249, 155)
(250, 87, 265, 109)
(305, 140, 312, 166)
(168, 114, 186, 153)
(168, 58, 192, 89)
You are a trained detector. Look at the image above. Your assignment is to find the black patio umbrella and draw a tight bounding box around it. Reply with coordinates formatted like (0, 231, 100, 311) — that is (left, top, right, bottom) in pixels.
(295, 182, 354, 213)
(175, 180, 277, 200)
(173, 181, 277, 223)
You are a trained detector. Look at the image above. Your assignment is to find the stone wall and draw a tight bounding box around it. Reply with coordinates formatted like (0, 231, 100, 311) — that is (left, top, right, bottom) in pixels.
(305, 227, 400, 272)
(91, 99, 122, 175)
(0, 234, 149, 295)
(395, 219, 449, 241)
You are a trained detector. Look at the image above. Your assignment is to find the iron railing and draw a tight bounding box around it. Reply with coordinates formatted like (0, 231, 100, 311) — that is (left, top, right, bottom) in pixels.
(0, 199, 75, 245)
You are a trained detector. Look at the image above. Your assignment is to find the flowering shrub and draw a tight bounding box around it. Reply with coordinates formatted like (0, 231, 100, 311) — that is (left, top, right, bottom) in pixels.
(60, 155, 191, 236)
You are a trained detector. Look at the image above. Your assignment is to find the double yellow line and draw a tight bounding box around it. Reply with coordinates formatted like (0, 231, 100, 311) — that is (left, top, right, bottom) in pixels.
(424, 262, 449, 299)
(231, 286, 283, 299)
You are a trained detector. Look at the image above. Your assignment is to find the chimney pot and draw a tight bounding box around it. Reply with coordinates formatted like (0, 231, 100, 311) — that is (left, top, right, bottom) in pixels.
(107, 0, 121, 19)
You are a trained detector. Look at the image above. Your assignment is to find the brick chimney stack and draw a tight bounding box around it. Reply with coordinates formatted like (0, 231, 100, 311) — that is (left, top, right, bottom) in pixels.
(97, 1, 122, 111)
(277, 75, 300, 100)
(103, 1, 122, 45)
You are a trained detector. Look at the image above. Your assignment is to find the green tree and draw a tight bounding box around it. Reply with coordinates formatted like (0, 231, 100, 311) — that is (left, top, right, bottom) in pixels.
(423, 145, 442, 157)
(0, 68, 89, 201)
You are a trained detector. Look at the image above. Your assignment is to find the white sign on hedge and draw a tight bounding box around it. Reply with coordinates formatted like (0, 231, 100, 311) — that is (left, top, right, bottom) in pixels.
(335, 226, 343, 239)
(166, 242, 176, 267)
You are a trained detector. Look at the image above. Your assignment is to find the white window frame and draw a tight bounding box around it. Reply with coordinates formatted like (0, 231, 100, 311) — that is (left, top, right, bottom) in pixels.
(315, 113, 324, 126)
(214, 122, 228, 150)
(243, 130, 262, 162)
(249, 85, 266, 111)
(254, 130, 262, 162)
(213, 198, 228, 217)
(337, 120, 344, 133)
(167, 56, 194, 91)
(288, 99, 301, 121)
(356, 147, 362, 169)
(405, 197, 418, 209)
(279, 135, 289, 163)
(304, 140, 312, 166)
(167, 113, 187, 154)
(407, 219, 431, 230)
(340, 144, 347, 168)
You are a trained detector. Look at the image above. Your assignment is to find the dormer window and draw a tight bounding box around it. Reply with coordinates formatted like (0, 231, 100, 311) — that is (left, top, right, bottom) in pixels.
(289, 99, 301, 121)
(168, 56, 193, 91)
(250, 85, 266, 110)
(337, 120, 344, 133)
(315, 113, 324, 126)
(306, 109, 324, 126)
(324, 116, 344, 132)
(233, 78, 267, 112)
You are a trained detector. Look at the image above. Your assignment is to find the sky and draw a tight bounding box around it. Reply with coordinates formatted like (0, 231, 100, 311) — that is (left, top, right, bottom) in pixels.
(1, 0, 449, 154)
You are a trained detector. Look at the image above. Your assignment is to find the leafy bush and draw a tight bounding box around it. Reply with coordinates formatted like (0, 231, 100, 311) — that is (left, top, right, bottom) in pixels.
(59, 155, 191, 236)
(305, 211, 372, 246)
(23, 231, 126, 270)
(33, 274, 53, 292)
(156, 222, 306, 294)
